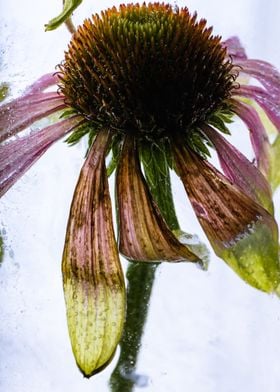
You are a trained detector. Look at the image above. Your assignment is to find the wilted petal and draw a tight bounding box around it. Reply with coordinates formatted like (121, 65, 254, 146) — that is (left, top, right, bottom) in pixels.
(231, 98, 270, 174)
(202, 124, 273, 213)
(0, 91, 66, 142)
(237, 59, 280, 97)
(116, 135, 199, 263)
(173, 144, 280, 293)
(62, 130, 125, 377)
(222, 36, 247, 60)
(0, 116, 82, 197)
(234, 85, 280, 131)
(23, 73, 59, 95)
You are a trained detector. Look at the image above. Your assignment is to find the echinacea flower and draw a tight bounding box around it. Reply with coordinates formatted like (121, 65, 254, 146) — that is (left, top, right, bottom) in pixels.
(1, 2, 280, 377)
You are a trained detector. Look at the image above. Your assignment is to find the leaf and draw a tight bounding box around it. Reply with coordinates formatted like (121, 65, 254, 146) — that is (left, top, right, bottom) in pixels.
(45, 0, 83, 31)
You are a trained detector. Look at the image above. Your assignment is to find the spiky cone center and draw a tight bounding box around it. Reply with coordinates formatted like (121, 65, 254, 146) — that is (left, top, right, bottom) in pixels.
(59, 2, 236, 141)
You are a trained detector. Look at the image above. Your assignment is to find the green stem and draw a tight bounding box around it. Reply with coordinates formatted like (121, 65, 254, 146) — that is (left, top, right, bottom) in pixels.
(109, 142, 179, 391)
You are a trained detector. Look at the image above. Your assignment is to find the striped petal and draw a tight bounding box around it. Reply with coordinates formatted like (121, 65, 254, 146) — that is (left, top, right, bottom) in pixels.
(237, 59, 280, 96)
(234, 85, 280, 131)
(116, 135, 199, 263)
(231, 98, 270, 175)
(0, 116, 83, 197)
(173, 143, 280, 293)
(62, 130, 126, 377)
(202, 124, 273, 213)
(0, 91, 66, 143)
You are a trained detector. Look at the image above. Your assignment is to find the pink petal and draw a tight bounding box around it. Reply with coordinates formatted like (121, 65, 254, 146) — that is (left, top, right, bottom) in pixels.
(0, 116, 83, 197)
(23, 73, 59, 95)
(202, 124, 273, 213)
(222, 36, 247, 60)
(231, 98, 270, 175)
(234, 85, 280, 131)
(0, 92, 66, 143)
(237, 59, 280, 97)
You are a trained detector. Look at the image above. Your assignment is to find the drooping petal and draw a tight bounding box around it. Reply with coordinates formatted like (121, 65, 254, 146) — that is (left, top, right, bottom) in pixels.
(234, 85, 280, 131)
(116, 135, 200, 263)
(23, 73, 59, 95)
(222, 36, 247, 60)
(0, 91, 66, 142)
(0, 116, 83, 197)
(231, 98, 270, 174)
(236, 59, 280, 97)
(202, 124, 273, 213)
(173, 143, 280, 293)
(62, 130, 125, 377)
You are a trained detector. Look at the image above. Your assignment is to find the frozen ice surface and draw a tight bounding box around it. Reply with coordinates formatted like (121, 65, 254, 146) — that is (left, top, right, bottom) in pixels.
(1, 1, 280, 391)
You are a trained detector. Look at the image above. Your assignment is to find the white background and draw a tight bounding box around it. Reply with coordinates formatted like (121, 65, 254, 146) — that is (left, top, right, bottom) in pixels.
(1, 1, 280, 391)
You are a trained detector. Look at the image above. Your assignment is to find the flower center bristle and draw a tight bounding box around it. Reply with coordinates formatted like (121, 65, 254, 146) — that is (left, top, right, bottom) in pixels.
(59, 2, 236, 140)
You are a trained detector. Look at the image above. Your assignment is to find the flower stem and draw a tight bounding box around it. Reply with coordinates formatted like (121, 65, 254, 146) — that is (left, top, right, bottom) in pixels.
(109, 143, 179, 391)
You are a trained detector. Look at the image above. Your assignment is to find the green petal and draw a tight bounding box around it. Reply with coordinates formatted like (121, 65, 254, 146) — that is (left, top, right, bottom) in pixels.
(45, 0, 82, 31)
(0, 82, 9, 103)
(116, 135, 200, 263)
(268, 134, 280, 192)
(62, 130, 125, 377)
(174, 144, 280, 293)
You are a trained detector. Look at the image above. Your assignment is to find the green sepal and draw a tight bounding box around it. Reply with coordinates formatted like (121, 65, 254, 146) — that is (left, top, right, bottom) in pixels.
(208, 106, 234, 135)
(106, 135, 122, 177)
(60, 108, 78, 119)
(140, 141, 179, 230)
(45, 0, 83, 31)
(187, 130, 211, 158)
(208, 114, 232, 135)
(65, 123, 94, 146)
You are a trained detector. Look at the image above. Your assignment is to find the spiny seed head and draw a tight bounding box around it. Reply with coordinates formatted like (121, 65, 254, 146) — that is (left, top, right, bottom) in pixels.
(59, 2, 236, 140)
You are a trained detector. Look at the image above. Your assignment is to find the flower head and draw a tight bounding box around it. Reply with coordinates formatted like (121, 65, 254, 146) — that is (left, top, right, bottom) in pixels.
(1, 2, 280, 377)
